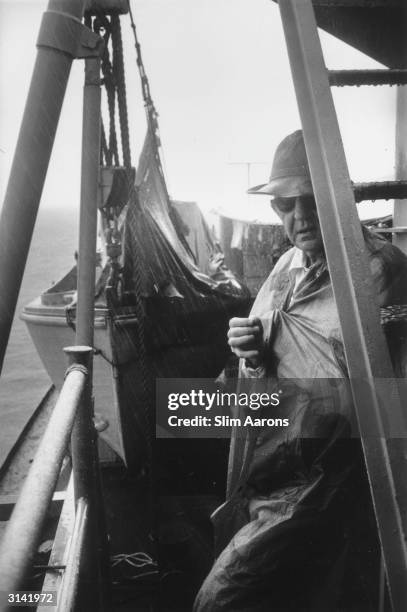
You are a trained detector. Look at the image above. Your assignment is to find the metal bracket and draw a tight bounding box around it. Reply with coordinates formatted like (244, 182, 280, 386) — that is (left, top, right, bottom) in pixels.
(37, 11, 104, 59)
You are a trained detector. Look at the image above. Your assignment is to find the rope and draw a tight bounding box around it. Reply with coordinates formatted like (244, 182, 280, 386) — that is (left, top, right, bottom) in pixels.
(96, 15, 120, 166)
(88, 7, 155, 475)
(110, 552, 158, 585)
(100, 122, 109, 165)
(381, 304, 407, 325)
(65, 305, 76, 332)
(111, 551, 157, 569)
(111, 14, 132, 168)
(64, 364, 89, 380)
(126, 1, 160, 140)
(126, 0, 174, 210)
(126, 1, 154, 110)
(110, 3, 155, 474)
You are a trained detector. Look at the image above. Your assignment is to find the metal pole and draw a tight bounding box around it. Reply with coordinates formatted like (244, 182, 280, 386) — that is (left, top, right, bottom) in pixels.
(72, 55, 101, 502)
(394, 87, 407, 254)
(75, 57, 102, 350)
(70, 56, 111, 611)
(328, 69, 407, 88)
(278, 1, 407, 609)
(0, 0, 87, 373)
(0, 362, 88, 601)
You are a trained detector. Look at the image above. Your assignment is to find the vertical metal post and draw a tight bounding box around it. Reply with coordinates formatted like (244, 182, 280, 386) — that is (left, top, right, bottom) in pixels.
(75, 55, 102, 350)
(70, 56, 110, 611)
(73, 53, 101, 512)
(65, 347, 96, 509)
(0, 0, 87, 373)
(394, 87, 407, 254)
(278, 1, 407, 609)
(65, 346, 96, 604)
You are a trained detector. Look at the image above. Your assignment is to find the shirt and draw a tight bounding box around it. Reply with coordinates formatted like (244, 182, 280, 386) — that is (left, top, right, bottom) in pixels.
(242, 246, 344, 379)
(287, 246, 309, 301)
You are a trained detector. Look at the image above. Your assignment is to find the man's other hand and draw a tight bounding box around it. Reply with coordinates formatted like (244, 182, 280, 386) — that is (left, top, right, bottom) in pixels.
(227, 317, 264, 366)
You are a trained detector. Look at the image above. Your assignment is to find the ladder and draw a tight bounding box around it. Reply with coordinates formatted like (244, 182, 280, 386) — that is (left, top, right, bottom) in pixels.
(278, 1, 407, 609)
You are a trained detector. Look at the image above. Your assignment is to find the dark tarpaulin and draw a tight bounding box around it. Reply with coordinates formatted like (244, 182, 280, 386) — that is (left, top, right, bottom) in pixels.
(123, 127, 249, 300)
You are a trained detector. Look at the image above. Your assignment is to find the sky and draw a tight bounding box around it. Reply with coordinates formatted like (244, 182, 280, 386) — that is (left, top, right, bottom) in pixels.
(0, 0, 398, 223)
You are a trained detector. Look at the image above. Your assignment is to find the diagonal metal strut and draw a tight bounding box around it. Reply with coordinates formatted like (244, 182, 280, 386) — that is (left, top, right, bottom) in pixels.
(279, 1, 407, 609)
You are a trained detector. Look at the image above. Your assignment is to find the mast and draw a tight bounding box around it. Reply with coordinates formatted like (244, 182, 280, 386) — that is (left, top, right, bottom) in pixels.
(394, 87, 407, 254)
(0, 0, 102, 373)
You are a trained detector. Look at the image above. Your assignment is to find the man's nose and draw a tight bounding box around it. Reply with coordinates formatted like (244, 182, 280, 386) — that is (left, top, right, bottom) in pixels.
(293, 197, 313, 220)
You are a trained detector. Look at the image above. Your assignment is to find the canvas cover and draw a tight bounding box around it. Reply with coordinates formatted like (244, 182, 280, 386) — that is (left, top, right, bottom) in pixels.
(123, 128, 248, 300)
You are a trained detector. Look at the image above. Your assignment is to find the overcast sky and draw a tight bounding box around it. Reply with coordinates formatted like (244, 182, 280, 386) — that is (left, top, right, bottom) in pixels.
(0, 0, 397, 222)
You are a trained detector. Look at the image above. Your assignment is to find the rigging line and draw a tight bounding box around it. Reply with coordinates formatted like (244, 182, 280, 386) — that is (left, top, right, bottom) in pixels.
(97, 15, 120, 166)
(126, 0, 173, 198)
(126, 0, 155, 109)
(122, 3, 165, 469)
(111, 14, 132, 168)
(126, 1, 160, 133)
(101, 122, 109, 165)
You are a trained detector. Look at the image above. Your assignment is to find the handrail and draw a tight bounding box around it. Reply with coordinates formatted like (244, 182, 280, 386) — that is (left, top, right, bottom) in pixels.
(56, 497, 89, 612)
(0, 2, 108, 609)
(0, 355, 89, 605)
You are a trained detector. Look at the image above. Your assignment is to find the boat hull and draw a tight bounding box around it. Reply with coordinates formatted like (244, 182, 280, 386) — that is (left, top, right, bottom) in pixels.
(21, 299, 128, 460)
(22, 293, 249, 467)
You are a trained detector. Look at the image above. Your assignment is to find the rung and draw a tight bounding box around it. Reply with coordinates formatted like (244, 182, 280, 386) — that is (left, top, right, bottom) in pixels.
(85, 1, 129, 15)
(329, 69, 407, 87)
(372, 227, 407, 234)
(313, 1, 400, 5)
(353, 181, 407, 202)
(0, 491, 66, 521)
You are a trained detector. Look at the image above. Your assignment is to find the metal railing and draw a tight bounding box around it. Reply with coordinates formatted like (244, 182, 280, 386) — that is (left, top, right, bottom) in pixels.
(0, 347, 92, 610)
(56, 497, 89, 612)
(0, 3, 110, 610)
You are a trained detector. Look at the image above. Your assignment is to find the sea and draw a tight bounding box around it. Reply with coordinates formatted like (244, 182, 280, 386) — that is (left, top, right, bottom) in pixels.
(0, 208, 79, 463)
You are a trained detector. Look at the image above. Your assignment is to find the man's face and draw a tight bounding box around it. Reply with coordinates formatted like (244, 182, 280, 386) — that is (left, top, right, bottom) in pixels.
(272, 195, 324, 261)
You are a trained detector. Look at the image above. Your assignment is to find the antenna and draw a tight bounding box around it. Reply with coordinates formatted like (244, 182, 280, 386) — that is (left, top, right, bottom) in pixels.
(227, 161, 269, 205)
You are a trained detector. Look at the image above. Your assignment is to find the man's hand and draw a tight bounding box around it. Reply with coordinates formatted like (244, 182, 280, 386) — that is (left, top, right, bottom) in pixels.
(227, 317, 264, 367)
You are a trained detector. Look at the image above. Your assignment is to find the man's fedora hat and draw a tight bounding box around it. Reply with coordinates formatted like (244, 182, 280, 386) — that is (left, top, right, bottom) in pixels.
(248, 130, 313, 198)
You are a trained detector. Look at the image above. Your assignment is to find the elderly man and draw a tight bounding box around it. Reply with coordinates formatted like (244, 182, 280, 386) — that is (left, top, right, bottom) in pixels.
(194, 130, 407, 611)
